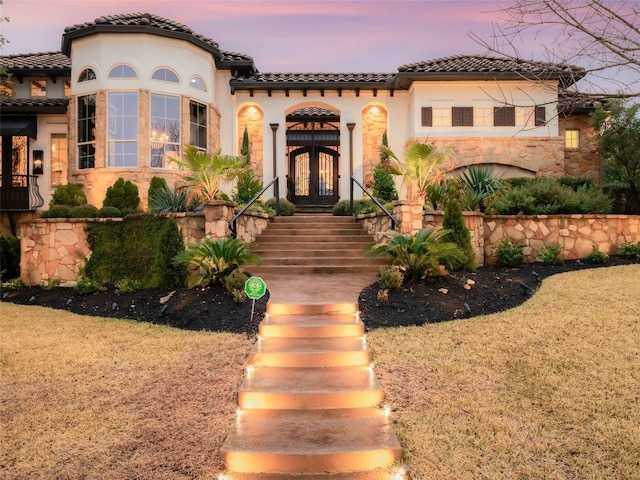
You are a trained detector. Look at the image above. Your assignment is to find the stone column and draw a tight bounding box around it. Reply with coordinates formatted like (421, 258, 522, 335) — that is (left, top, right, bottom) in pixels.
(204, 201, 236, 240)
(393, 199, 424, 235)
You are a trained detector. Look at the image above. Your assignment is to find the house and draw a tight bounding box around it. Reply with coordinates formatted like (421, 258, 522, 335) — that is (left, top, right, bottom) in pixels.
(1, 12, 598, 234)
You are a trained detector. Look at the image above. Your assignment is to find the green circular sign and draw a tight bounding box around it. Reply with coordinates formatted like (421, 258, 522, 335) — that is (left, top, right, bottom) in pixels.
(244, 276, 267, 300)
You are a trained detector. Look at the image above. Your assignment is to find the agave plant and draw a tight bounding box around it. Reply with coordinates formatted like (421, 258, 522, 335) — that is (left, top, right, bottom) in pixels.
(458, 164, 503, 212)
(149, 184, 199, 213)
(173, 237, 262, 288)
(169, 144, 249, 204)
(368, 227, 465, 280)
(380, 138, 454, 201)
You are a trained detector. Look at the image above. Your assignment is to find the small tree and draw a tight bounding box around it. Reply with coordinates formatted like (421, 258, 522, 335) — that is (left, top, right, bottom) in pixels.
(372, 130, 399, 202)
(442, 199, 476, 271)
(103, 178, 140, 213)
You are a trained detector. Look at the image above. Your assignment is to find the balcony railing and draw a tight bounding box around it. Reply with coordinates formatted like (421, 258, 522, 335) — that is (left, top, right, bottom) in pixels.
(0, 175, 45, 212)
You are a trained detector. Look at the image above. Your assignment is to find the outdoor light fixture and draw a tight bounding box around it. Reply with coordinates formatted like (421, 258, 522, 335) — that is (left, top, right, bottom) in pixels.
(32, 150, 44, 175)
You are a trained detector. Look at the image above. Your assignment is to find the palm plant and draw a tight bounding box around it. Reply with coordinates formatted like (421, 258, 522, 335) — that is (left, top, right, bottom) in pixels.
(368, 227, 465, 280)
(169, 144, 249, 204)
(173, 237, 262, 288)
(380, 138, 454, 201)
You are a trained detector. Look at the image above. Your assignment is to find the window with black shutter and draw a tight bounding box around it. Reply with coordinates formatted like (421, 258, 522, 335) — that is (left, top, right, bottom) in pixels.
(452, 107, 473, 127)
(494, 106, 516, 126)
(421, 107, 433, 127)
(535, 106, 546, 126)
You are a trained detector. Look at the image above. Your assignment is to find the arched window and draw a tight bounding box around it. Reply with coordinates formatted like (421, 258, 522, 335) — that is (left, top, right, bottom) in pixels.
(190, 76, 207, 92)
(152, 68, 179, 83)
(78, 68, 96, 82)
(109, 64, 137, 78)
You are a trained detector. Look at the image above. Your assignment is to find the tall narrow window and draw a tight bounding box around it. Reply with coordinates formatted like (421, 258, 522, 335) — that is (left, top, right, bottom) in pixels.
(64, 80, 71, 97)
(535, 106, 547, 126)
(108, 92, 138, 167)
(190, 101, 207, 150)
(151, 93, 181, 168)
(494, 106, 516, 127)
(421, 107, 433, 127)
(77, 94, 96, 169)
(565, 129, 580, 149)
(50, 133, 67, 186)
(452, 107, 473, 127)
(30, 80, 46, 97)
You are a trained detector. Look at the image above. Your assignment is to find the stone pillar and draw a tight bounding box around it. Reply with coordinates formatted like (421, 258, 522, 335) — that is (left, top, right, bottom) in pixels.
(204, 201, 235, 240)
(393, 199, 424, 235)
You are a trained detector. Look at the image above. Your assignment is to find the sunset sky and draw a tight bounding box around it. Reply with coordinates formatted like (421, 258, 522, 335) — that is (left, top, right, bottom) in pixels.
(2, 0, 550, 73)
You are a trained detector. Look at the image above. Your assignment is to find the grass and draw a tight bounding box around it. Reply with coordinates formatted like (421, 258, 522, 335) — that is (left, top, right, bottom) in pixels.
(369, 264, 640, 480)
(1, 265, 638, 479)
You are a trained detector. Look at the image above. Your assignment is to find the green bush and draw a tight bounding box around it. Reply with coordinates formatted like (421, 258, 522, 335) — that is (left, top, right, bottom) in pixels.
(70, 204, 99, 218)
(149, 185, 196, 213)
(84, 215, 186, 288)
(1, 235, 20, 281)
(584, 246, 609, 264)
(148, 176, 168, 210)
(234, 169, 264, 204)
(537, 244, 564, 265)
(378, 265, 404, 290)
(265, 197, 295, 216)
(74, 277, 103, 295)
(425, 178, 466, 211)
(103, 178, 140, 212)
(495, 238, 525, 266)
(442, 199, 476, 271)
(115, 278, 142, 294)
(618, 241, 640, 257)
(49, 184, 86, 208)
(41, 205, 72, 218)
(223, 268, 249, 303)
(97, 206, 122, 218)
(332, 199, 379, 216)
(372, 163, 398, 202)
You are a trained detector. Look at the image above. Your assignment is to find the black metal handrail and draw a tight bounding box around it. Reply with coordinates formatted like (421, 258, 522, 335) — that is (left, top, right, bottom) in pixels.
(350, 175, 398, 230)
(229, 177, 280, 238)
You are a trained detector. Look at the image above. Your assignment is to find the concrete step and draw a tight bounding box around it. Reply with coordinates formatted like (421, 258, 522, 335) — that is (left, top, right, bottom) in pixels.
(255, 246, 369, 256)
(251, 264, 381, 276)
(266, 303, 357, 315)
(272, 215, 355, 224)
(250, 337, 371, 367)
(256, 233, 372, 243)
(220, 408, 402, 474)
(260, 313, 363, 338)
(254, 240, 371, 250)
(252, 256, 379, 267)
(224, 468, 396, 480)
(266, 222, 365, 231)
(238, 366, 383, 410)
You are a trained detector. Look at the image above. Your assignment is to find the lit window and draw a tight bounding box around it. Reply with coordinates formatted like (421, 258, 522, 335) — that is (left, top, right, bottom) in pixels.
(31, 80, 46, 97)
(517, 106, 535, 126)
(152, 68, 179, 83)
(51, 133, 67, 186)
(64, 80, 71, 96)
(108, 92, 139, 167)
(474, 106, 493, 127)
(109, 64, 137, 78)
(566, 129, 580, 149)
(78, 68, 96, 83)
(151, 93, 181, 168)
(190, 76, 207, 92)
(77, 94, 96, 169)
(190, 101, 207, 150)
(433, 107, 451, 127)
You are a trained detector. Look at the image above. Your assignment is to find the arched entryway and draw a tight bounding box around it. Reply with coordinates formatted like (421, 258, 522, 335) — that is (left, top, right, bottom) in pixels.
(286, 107, 340, 206)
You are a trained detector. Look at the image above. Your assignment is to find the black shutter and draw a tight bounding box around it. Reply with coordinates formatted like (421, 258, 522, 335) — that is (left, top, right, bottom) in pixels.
(452, 107, 473, 127)
(535, 106, 546, 126)
(494, 106, 515, 126)
(421, 107, 433, 127)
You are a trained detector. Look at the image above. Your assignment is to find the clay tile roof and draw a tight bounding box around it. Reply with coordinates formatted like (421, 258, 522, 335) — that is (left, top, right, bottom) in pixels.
(289, 107, 338, 117)
(0, 97, 69, 114)
(0, 52, 70, 72)
(245, 72, 395, 83)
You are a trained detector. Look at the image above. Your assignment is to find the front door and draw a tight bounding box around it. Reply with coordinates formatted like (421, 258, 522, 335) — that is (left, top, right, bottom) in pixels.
(289, 145, 339, 206)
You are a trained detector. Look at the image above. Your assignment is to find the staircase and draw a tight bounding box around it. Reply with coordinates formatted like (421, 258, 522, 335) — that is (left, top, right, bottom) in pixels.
(220, 302, 402, 478)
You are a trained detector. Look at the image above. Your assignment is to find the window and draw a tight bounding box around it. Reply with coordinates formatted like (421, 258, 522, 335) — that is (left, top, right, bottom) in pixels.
(50, 133, 67, 186)
(452, 107, 473, 127)
(64, 80, 71, 97)
(151, 93, 181, 168)
(565, 129, 580, 149)
(421, 107, 432, 127)
(535, 106, 546, 126)
(494, 106, 516, 127)
(78, 68, 96, 82)
(30, 80, 46, 97)
(152, 68, 179, 83)
(108, 92, 138, 167)
(77, 94, 96, 169)
(433, 107, 451, 127)
(109, 64, 137, 78)
(190, 101, 207, 150)
(474, 106, 493, 127)
(190, 76, 207, 92)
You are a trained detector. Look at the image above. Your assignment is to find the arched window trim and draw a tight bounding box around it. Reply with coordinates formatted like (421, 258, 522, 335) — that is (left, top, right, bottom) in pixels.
(151, 67, 180, 84)
(190, 75, 207, 92)
(108, 64, 138, 79)
(78, 68, 97, 83)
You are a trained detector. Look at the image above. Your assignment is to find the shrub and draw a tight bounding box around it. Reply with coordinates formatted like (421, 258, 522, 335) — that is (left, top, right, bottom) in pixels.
(5, 277, 25, 290)
(234, 169, 264, 204)
(1, 235, 20, 281)
(537, 244, 564, 265)
(458, 164, 502, 212)
(173, 237, 262, 288)
(265, 197, 296, 216)
(115, 278, 142, 294)
(442, 199, 476, 271)
(368, 227, 465, 280)
(103, 178, 140, 212)
(40, 278, 61, 290)
(74, 277, 103, 295)
(148, 176, 168, 210)
(584, 246, 609, 264)
(372, 163, 399, 202)
(379, 265, 404, 290)
(332, 199, 379, 216)
(495, 238, 525, 266)
(223, 268, 249, 303)
(49, 184, 86, 208)
(425, 178, 467, 211)
(97, 206, 122, 218)
(41, 205, 72, 218)
(70, 204, 99, 218)
(149, 185, 195, 213)
(618, 241, 640, 257)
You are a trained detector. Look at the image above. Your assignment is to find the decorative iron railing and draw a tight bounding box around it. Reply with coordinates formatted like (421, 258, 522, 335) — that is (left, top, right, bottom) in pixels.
(229, 177, 280, 239)
(0, 175, 45, 212)
(350, 175, 399, 230)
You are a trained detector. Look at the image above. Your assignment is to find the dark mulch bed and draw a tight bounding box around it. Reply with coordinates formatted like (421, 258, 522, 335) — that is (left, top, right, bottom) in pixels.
(2, 256, 637, 334)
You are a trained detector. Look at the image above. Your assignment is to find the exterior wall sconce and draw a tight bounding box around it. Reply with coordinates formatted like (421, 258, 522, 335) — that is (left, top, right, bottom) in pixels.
(33, 150, 44, 175)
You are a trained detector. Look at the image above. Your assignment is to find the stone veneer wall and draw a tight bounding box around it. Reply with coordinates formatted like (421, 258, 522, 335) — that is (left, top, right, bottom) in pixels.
(357, 212, 392, 241)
